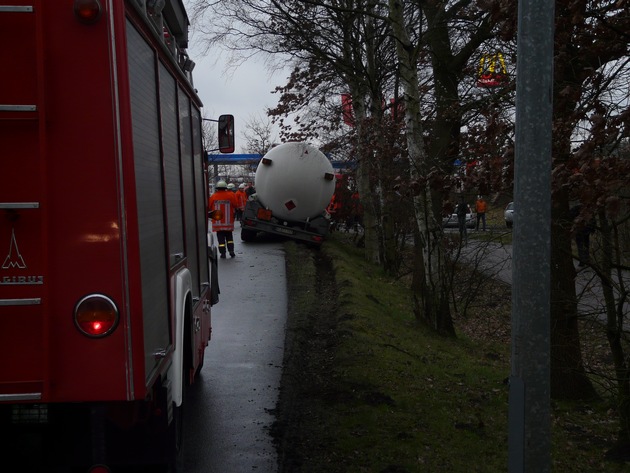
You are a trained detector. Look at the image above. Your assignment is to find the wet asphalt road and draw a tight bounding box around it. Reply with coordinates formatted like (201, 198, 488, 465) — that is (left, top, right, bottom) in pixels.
(183, 238, 287, 473)
(461, 238, 630, 320)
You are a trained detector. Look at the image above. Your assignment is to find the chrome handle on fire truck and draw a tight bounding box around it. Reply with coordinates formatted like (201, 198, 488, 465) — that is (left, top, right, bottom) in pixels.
(201, 282, 209, 288)
(0, 6, 34, 12)
(0, 298, 41, 306)
(0, 392, 41, 402)
(173, 252, 184, 260)
(192, 297, 200, 303)
(0, 202, 40, 209)
(152, 349, 168, 360)
(0, 105, 37, 112)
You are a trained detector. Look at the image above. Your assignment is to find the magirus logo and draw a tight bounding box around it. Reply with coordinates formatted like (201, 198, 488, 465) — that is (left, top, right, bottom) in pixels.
(1, 228, 43, 285)
(2, 228, 26, 269)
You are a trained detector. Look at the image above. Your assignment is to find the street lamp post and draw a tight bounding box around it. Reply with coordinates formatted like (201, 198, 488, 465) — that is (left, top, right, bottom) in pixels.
(509, 1, 555, 472)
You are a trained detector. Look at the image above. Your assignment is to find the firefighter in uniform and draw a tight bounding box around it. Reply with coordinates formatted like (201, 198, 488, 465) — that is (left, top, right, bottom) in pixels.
(235, 183, 248, 222)
(208, 180, 239, 258)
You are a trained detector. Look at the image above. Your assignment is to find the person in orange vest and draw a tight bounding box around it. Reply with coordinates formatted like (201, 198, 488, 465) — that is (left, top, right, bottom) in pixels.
(208, 180, 240, 258)
(235, 183, 248, 222)
(475, 195, 487, 231)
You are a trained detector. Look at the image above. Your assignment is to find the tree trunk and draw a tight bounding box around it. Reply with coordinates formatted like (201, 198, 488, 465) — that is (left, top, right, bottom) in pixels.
(348, 83, 380, 264)
(549, 188, 598, 400)
(389, 0, 454, 336)
(599, 212, 630, 458)
(382, 192, 400, 274)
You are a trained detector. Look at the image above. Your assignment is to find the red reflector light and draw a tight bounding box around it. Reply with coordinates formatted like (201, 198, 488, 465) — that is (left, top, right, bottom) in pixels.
(284, 200, 297, 211)
(74, 294, 119, 338)
(261, 158, 273, 165)
(74, 0, 103, 24)
(88, 465, 111, 473)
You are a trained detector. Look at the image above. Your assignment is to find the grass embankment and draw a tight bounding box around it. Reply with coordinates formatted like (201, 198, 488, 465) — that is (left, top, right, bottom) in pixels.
(277, 235, 624, 473)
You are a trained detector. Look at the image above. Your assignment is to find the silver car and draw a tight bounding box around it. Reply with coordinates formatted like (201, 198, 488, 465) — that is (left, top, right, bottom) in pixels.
(442, 204, 477, 229)
(504, 202, 514, 228)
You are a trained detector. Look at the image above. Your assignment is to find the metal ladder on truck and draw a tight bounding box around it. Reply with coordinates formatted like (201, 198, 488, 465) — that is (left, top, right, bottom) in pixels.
(0, 3, 48, 407)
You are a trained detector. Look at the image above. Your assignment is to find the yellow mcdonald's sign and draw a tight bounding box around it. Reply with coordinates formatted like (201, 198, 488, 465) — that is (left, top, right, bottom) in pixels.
(478, 52, 507, 87)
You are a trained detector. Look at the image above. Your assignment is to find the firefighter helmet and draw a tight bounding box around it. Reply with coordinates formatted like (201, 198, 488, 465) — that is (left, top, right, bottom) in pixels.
(227, 183, 235, 190)
(216, 180, 228, 189)
(239, 183, 246, 189)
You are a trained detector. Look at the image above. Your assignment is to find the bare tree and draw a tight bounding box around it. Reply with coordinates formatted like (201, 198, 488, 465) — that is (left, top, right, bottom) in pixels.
(243, 114, 277, 155)
(570, 136, 630, 453)
(189, 0, 509, 335)
(387, 0, 511, 334)
(189, 0, 399, 264)
(201, 113, 217, 153)
(546, 0, 630, 403)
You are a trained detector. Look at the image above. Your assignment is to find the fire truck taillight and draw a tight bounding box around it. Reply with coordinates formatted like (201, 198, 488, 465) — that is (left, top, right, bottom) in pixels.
(88, 465, 111, 473)
(74, 0, 103, 24)
(74, 294, 119, 338)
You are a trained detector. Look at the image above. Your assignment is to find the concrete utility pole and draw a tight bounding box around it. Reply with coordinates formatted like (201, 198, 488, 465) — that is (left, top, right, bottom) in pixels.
(509, 1, 555, 472)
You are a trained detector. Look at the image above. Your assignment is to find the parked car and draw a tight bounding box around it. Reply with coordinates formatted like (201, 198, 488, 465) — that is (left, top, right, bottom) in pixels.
(442, 204, 477, 229)
(504, 202, 514, 228)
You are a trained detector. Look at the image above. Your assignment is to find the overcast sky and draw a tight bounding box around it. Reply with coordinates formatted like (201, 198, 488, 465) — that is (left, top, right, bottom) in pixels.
(186, 28, 287, 154)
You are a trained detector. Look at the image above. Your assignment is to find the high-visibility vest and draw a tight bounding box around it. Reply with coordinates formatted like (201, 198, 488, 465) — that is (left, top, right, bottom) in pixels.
(235, 190, 248, 210)
(208, 190, 239, 231)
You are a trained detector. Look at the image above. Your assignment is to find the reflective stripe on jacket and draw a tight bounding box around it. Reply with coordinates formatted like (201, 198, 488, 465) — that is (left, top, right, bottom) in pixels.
(209, 190, 239, 231)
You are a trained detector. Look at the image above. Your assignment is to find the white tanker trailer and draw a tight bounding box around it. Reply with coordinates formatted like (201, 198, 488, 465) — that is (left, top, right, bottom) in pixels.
(241, 142, 336, 245)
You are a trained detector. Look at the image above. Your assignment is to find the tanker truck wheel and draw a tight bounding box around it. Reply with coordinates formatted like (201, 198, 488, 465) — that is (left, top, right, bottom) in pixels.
(241, 228, 257, 242)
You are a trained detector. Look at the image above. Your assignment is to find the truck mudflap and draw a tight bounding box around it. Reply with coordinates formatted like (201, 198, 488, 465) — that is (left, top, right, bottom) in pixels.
(241, 200, 329, 245)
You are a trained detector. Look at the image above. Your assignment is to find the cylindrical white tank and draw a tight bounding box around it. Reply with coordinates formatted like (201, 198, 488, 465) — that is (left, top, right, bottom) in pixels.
(255, 142, 336, 221)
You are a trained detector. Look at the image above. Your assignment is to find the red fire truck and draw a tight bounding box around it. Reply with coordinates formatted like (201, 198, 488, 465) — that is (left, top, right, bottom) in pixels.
(0, 0, 233, 470)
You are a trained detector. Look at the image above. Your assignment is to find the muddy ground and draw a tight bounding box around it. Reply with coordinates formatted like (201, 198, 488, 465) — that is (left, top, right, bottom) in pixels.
(272, 242, 338, 472)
